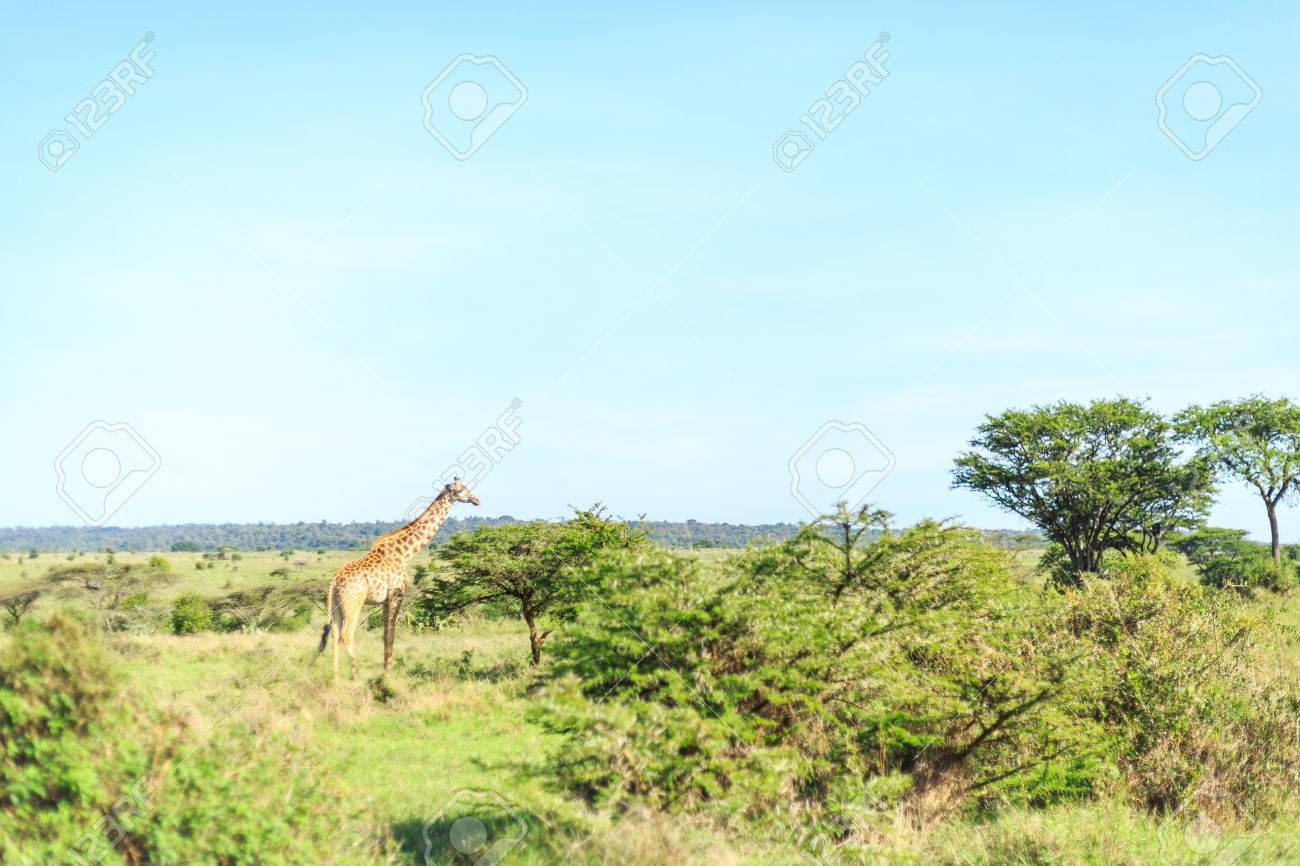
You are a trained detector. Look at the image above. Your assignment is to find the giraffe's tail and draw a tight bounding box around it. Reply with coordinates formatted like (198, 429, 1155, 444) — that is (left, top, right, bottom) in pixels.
(318, 581, 335, 653)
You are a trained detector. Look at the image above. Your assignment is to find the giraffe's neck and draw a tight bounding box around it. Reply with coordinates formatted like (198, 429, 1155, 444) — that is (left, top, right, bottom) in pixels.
(376, 491, 455, 564)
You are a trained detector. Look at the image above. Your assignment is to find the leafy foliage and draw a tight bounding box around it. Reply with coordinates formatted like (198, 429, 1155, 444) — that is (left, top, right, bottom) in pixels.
(537, 512, 1092, 828)
(1171, 527, 1294, 592)
(170, 593, 214, 634)
(953, 398, 1214, 584)
(417, 507, 647, 664)
(0, 615, 381, 865)
(1177, 396, 1300, 563)
(1060, 554, 1300, 812)
(45, 561, 175, 631)
(210, 580, 323, 633)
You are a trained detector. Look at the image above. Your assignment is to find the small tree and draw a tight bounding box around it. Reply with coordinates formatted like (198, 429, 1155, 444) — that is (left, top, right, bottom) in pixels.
(419, 507, 646, 664)
(0, 587, 47, 626)
(210, 580, 323, 633)
(1177, 397, 1300, 565)
(47, 562, 173, 631)
(953, 398, 1214, 585)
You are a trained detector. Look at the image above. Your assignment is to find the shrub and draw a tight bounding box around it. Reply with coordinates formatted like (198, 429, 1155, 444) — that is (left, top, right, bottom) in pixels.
(0, 614, 122, 818)
(210, 581, 321, 633)
(147, 555, 171, 571)
(170, 594, 213, 634)
(537, 512, 1092, 828)
(1171, 527, 1293, 592)
(0, 615, 381, 864)
(1037, 542, 1094, 589)
(1060, 554, 1300, 813)
(411, 564, 430, 585)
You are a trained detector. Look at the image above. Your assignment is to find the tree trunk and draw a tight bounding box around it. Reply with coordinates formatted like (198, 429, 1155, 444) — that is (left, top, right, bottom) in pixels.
(524, 606, 541, 666)
(1267, 498, 1282, 565)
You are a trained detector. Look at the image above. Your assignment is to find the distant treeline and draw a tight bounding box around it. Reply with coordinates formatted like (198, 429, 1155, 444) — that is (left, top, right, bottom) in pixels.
(0, 518, 799, 552)
(0, 519, 1043, 552)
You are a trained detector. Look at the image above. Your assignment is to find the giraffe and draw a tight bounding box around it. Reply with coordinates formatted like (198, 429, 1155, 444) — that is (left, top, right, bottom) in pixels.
(319, 479, 479, 677)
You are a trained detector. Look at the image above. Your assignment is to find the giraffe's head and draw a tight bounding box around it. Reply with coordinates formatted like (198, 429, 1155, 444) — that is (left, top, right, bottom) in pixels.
(444, 477, 481, 507)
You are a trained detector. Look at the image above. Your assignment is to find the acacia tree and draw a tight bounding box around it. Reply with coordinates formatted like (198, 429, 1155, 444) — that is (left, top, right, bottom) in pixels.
(953, 398, 1214, 585)
(418, 507, 646, 664)
(46, 562, 174, 630)
(1176, 397, 1300, 565)
(0, 585, 48, 626)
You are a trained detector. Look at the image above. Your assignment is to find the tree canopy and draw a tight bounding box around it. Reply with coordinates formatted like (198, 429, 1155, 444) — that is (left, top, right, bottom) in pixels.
(1177, 396, 1300, 563)
(952, 398, 1214, 583)
(416, 507, 647, 664)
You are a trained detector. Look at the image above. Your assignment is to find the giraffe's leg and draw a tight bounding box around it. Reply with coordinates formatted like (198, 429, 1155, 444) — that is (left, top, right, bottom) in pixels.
(330, 594, 344, 679)
(341, 598, 363, 679)
(383, 592, 405, 672)
(382, 597, 394, 673)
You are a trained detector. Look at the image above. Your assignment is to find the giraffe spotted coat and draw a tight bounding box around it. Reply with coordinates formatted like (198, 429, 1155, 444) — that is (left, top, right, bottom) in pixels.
(321, 479, 479, 676)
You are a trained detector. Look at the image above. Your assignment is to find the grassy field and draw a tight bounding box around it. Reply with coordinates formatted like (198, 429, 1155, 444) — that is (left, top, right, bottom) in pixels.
(3, 546, 1300, 864)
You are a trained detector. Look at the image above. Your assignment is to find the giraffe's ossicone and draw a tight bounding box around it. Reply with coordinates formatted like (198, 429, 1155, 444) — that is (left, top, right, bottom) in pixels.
(319, 479, 480, 677)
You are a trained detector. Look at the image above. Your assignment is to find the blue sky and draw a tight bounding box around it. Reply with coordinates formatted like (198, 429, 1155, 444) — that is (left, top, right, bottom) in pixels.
(2, 1, 1298, 540)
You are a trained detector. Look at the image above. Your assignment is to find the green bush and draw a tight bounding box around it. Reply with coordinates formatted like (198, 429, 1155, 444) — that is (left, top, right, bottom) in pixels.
(170, 593, 213, 635)
(536, 511, 1300, 852)
(0, 615, 381, 864)
(147, 555, 171, 571)
(1060, 554, 1300, 813)
(536, 513, 1092, 829)
(0, 614, 123, 819)
(1036, 543, 1077, 589)
(1170, 527, 1293, 592)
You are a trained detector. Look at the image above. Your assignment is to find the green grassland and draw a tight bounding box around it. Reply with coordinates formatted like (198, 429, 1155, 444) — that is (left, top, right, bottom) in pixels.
(3, 545, 1300, 864)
